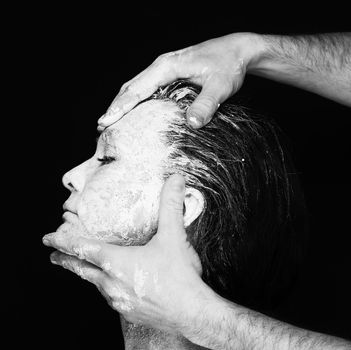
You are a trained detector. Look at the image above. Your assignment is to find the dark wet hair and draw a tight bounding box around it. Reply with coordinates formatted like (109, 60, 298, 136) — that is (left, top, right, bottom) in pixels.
(148, 80, 308, 312)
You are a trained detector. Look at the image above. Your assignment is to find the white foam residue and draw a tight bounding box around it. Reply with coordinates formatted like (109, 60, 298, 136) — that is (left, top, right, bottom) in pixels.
(111, 285, 133, 312)
(133, 263, 149, 300)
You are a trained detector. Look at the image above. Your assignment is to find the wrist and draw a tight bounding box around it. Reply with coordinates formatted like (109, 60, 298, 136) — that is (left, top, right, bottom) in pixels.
(230, 32, 268, 73)
(175, 279, 216, 332)
(176, 280, 237, 349)
(244, 33, 284, 75)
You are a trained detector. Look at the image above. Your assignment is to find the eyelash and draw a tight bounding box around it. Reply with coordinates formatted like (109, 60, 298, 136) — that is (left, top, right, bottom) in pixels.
(97, 156, 116, 165)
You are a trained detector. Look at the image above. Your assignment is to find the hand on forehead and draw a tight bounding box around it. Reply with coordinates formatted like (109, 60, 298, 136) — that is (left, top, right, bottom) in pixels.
(98, 99, 181, 136)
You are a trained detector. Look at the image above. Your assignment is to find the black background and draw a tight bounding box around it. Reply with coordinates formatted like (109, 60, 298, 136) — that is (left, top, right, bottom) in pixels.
(10, 4, 350, 349)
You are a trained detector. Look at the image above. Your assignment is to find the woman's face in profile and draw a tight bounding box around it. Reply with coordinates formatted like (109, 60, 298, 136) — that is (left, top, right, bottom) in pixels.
(58, 100, 180, 245)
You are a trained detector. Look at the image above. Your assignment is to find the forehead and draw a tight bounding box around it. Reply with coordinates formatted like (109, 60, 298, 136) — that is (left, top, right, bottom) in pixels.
(105, 99, 180, 136)
(100, 99, 182, 159)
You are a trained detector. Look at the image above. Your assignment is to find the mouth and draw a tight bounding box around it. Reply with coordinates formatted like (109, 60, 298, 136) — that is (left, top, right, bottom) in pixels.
(62, 211, 78, 223)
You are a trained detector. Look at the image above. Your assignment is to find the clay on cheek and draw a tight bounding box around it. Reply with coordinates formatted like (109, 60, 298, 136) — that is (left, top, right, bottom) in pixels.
(74, 101, 178, 244)
(77, 166, 162, 244)
(132, 205, 145, 229)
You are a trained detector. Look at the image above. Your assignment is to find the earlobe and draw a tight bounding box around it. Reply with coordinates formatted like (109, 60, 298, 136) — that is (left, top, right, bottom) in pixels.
(183, 188, 204, 227)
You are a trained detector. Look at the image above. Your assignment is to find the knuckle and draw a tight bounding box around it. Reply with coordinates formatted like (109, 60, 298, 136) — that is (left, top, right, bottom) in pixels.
(97, 284, 112, 303)
(198, 95, 218, 111)
(120, 83, 142, 102)
(95, 249, 106, 266)
(120, 82, 129, 92)
(73, 261, 87, 279)
(154, 51, 175, 64)
(122, 83, 134, 95)
(117, 82, 134, 98)
(155, 52, 168, 62)
(72, 243, 85, 260)
(232, 77, 244, 93)
(60, 256, 72, 269)
(101, 261, 113, 273)
(222, 75, 242, 95)
(165, 196, 184, 213)
(99, 277, 111, 292)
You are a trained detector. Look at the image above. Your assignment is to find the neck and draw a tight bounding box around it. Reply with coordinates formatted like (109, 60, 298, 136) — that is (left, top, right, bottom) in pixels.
(120, 316, 206, 350)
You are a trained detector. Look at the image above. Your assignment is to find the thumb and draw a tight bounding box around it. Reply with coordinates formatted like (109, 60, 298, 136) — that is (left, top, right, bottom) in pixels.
(157, 174, 186, 240)
(186, 74, 231, 129)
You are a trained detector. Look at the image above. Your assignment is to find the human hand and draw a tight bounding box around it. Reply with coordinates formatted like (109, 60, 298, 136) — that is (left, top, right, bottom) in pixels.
(98, 32, 264, 129)
(42, 174, 211, 332)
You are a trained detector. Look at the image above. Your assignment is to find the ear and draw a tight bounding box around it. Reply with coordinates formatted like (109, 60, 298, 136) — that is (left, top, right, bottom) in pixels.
(183, 187, 204, 227)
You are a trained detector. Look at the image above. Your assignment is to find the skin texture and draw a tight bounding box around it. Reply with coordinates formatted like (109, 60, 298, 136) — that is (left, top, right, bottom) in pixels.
(59, 100, 179, 245)
(98, 32, 351, 130)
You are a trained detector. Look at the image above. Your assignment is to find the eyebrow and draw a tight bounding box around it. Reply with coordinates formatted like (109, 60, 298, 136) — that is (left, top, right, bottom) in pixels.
(96, 130, 121, 158)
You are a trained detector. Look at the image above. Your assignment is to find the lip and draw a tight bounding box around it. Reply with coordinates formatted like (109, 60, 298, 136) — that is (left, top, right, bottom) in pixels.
(63, 202, 76, 212)
(62, 211, 78, 222)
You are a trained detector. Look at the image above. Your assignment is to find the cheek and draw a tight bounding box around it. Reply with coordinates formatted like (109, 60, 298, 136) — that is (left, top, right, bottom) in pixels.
(76, 174, 162, 244)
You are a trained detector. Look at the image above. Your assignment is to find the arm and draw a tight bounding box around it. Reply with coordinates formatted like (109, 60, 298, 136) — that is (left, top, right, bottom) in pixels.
(98, 32, 351, 130)
(180, 286, 351, 350)
(251, 33, 351, 107)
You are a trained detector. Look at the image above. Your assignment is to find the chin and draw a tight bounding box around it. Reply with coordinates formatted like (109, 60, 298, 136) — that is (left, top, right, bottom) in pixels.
(56, 220, 91, 239)
(56, 218, 157, 246)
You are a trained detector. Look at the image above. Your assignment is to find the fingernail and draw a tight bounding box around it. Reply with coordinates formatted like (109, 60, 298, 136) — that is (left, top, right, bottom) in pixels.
(42, 233, 53, 246)
(188, 115, 203, 129)
(172, 174, 185, 192)
(50, 252, 59, 264)
(97, 125, 105, 133)
(97, 114, 106, 124)
(98, 112, 112, 125)
(98, 111, 117, 126)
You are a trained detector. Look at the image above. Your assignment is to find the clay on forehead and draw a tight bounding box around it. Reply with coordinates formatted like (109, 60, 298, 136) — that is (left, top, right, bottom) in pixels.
(104, 100, 181, 144)
(98, 101, 185, 178)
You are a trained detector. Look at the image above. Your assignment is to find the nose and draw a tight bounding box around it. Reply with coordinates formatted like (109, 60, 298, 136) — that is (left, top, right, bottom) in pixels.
(62, 163, 86, 193)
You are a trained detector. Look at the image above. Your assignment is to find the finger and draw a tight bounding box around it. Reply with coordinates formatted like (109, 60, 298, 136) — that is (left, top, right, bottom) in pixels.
(157, 174, 186, 240)
(98, 53, 180, 127)
(43, 233, 116, 269)
(186, 74, 233, 129)
(50, 251, 106, 285)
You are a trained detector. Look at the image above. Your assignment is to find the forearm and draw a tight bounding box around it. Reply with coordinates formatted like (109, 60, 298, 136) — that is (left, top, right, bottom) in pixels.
(180, 284, 350, 350)
(248, 32, 351, 106)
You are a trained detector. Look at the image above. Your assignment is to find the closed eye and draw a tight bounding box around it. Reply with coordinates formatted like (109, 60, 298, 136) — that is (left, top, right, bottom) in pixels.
(97, 156, 116, 165)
